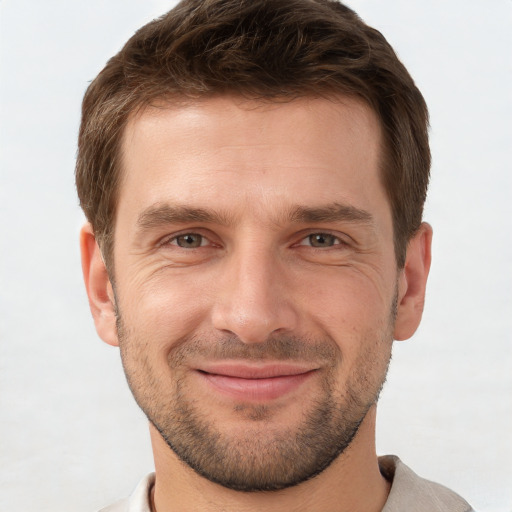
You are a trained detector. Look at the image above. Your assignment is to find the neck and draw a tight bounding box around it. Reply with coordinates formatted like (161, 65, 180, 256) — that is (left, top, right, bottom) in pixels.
(149, 406, 390, 512)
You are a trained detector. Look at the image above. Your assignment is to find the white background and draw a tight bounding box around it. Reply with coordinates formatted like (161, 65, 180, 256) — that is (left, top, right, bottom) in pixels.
(0, 1, 511, 511)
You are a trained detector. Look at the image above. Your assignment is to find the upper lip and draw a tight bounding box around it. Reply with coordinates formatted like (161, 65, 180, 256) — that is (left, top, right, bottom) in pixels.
(195, 362, 318, 379)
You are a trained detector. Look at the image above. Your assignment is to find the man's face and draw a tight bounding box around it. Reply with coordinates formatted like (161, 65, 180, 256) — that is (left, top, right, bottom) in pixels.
(112, 96, 399, 491)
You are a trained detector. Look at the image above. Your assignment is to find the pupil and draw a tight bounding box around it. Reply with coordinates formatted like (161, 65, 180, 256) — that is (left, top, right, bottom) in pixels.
(311, 234, 333, 247)
(178, 234, 201, 248)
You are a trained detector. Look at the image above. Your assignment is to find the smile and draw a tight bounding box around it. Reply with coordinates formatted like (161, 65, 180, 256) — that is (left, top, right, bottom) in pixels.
(195, 363, 318, 401)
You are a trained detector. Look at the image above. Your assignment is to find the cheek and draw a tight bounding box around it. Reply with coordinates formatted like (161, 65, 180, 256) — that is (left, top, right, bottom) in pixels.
(299, 268, 391, 329)
(118, 271, 213, 351)
(298, 268, 395, 371)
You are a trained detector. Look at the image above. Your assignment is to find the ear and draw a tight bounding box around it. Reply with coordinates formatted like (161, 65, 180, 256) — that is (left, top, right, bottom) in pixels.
(80, 223, 119, 347)
(394, 222, 433, 341)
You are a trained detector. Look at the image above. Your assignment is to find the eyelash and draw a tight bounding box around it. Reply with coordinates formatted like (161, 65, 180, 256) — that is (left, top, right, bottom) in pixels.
(297, 233, 344, 248)
(161, 232, 212, 249)
(160, 231, 347, 250)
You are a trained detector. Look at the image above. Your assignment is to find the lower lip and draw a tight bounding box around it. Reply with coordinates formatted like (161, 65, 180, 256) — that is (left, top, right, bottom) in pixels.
(198, 371, 316, 401)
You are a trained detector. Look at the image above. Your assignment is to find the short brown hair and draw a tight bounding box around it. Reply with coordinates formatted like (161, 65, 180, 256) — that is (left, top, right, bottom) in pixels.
(76, 0, 430, 270)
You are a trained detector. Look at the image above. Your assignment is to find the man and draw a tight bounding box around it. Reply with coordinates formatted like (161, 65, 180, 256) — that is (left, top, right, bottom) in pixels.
(76, 0, 474, 510)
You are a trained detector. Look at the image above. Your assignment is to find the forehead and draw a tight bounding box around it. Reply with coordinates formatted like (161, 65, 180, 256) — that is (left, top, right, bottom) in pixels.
(123, 95, 380, 164)
(117, 95, 388, 227)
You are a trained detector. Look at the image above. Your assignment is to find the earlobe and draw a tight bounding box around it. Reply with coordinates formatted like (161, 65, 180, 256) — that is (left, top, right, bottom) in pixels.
(80, 223, 119, 347)
(393, 222, 433, 341)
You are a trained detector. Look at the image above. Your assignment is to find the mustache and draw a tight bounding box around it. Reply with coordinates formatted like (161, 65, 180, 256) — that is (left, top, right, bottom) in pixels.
(165, 333, 342, 369)
(115, 310, 341, 366)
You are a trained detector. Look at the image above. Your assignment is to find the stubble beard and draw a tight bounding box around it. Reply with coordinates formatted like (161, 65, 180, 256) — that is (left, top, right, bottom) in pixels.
(116, 305, 395, 492)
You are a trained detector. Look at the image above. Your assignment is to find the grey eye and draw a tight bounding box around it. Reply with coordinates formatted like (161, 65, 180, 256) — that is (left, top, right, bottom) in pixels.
(175, 233, 203, 248)
(308, 233, 337, 247)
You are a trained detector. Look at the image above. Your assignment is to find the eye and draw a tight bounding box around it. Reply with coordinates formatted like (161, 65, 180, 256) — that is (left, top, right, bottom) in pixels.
(301, 233, 341, 248)
(171, 233, 207, 248)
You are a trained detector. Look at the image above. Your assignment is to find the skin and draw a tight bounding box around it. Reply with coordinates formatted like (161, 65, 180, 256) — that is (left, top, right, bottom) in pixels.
(81, 96, 432, 512)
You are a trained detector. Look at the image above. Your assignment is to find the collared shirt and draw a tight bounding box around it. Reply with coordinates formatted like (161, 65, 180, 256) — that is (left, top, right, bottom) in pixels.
(379, 456, 474, 512)
(99, 455, 474, 512)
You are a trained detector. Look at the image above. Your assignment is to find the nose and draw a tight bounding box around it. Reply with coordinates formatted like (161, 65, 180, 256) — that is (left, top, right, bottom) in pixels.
(211, 245, 299, 344)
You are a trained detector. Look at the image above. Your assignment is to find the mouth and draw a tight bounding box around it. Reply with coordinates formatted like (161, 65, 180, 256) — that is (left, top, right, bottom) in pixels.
(195, 362, 318, 401)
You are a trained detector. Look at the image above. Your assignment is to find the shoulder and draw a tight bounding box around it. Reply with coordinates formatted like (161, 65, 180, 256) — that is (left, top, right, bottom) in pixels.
(97, 473, 155, 512)
(379, 455, 475, 512)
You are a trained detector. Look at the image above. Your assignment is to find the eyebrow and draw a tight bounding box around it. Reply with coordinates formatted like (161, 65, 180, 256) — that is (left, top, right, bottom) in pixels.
(136, 204, 232, 231)
(136, 201, 374, 232)
(288, 203, 374, 225)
